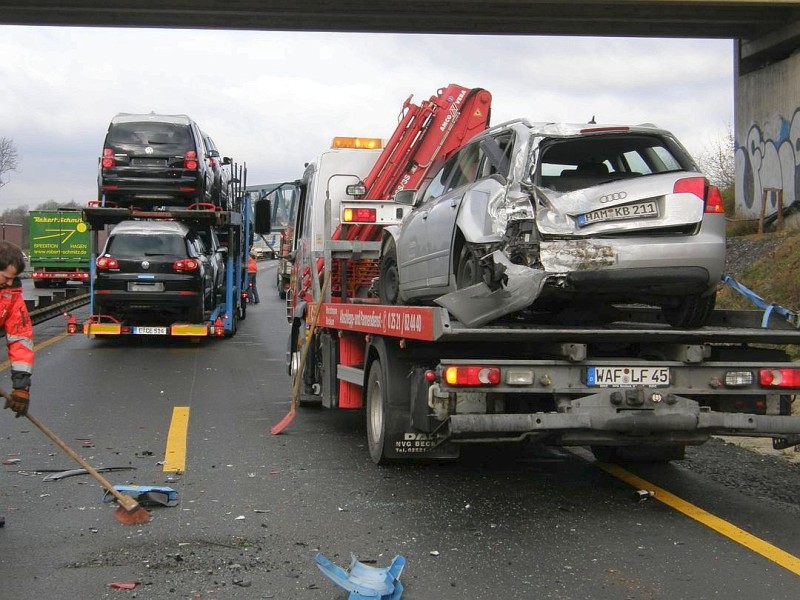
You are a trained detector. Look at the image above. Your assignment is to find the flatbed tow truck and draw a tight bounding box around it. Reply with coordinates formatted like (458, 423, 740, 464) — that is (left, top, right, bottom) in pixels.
(67, 184, 260, 338)
(263, 84, 800, 464)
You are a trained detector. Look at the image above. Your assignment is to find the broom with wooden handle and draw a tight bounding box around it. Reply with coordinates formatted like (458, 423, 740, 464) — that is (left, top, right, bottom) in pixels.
(2, 389, 151, 525)
(271, 270, 331, 435)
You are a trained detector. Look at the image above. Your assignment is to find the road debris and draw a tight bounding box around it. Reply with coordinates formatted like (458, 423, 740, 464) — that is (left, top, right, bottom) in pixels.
(635, 489, 655, 501)
(108, 581, 140, 590)
(42, 467, 136, 482)
(102, 485, 179, 507)
(315, 552, 405, 599)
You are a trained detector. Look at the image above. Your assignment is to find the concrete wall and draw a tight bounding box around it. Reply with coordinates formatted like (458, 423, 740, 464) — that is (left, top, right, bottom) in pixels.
(735, 51, 800, 220)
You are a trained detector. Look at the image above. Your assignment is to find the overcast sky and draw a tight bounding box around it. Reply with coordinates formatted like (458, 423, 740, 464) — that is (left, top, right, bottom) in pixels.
(0, 25, 733, 210)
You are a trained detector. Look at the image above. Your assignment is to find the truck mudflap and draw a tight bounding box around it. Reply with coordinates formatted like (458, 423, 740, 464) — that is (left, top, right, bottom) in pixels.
(444, 393, 800, 446)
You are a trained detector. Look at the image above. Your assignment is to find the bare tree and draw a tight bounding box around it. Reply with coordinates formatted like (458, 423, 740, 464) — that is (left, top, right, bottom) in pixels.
(0, 137, 20, 190)
(695, 126, 735, 192)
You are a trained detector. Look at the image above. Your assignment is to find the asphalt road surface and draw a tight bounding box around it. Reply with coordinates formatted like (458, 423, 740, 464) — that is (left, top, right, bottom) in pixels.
(1, 261, 799, 599)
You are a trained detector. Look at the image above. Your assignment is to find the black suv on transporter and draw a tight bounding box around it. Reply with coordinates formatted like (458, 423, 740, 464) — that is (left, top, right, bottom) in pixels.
(97, 112, 226, 210)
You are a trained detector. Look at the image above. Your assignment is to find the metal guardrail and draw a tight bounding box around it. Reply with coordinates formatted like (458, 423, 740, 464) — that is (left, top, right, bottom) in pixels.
(27, 289, 89, 325)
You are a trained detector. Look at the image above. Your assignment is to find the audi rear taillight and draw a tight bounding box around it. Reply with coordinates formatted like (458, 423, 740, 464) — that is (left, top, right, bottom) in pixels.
(173, 258, 199, 272)
(673, 177, 705, 199)
(101, 148, 115, 168)
(759, 368, 800, 388)
(704, 185, 725, 214)
(673, 177, 725, 214)
(184, 151, 198, 170)
(95, 256, 119, 270)
(444, 366, 501, 387)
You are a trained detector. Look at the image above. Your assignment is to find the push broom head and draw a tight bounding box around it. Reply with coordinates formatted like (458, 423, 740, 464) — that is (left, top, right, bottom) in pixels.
(113, 493, 151, 525)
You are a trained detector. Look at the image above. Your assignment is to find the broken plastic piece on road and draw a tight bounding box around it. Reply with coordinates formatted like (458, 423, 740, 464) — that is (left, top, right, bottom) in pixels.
(315, 552, 405, 599)
(635, 489, 655, 501)
(2, 458, 21, 465)
(103, 485, 179, 507)
(42, 466, 136, 482)
(108, 581, 140, 590)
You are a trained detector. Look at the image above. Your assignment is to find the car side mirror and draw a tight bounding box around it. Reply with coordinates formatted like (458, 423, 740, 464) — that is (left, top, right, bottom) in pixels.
(393, 190, 416, 206)
(222, 156, 232, 165)
(216, 246, 228, 255)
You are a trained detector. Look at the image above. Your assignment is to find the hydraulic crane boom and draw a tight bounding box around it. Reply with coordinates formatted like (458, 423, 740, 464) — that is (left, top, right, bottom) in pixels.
(305, 84, 492, 300)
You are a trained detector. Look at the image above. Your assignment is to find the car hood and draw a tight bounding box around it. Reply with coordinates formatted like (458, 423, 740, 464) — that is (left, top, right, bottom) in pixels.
(533, 171, 706, 237)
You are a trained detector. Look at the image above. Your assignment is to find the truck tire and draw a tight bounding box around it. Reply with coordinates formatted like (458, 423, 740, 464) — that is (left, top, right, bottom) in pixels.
(366, 358, 407, 465)
(591, 445, 686, 463)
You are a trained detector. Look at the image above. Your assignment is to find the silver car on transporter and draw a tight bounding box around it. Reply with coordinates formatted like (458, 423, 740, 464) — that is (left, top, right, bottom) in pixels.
(377, 119, 726, 328)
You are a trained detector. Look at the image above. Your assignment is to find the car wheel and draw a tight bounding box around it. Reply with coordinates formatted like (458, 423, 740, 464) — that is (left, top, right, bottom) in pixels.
(661, 291, 716, 328)
(455, 245, 482, 289)
(378, 243, 402, 305)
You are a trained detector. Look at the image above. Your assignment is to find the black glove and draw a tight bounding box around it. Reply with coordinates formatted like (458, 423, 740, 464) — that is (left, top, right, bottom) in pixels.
(5, 388, 29, 418)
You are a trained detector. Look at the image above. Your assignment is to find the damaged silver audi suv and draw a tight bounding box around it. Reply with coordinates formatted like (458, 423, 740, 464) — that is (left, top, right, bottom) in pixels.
(377, 119, 726, 328)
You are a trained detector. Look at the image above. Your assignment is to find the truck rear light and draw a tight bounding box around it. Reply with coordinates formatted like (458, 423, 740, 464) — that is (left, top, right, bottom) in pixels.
(759, 368, 800, 388)
(724, 371, 754, 387)
(184, 151, 198, 170)
(342, 207, 377, 223)
(173, 259, 199, 272)
(444, 366, 501, 387)
(95, 256, 119, 270)
(101, 148, 115, 168)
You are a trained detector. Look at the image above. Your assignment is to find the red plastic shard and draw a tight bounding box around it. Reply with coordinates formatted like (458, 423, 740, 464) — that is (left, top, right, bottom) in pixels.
(108, 581, 140, 590)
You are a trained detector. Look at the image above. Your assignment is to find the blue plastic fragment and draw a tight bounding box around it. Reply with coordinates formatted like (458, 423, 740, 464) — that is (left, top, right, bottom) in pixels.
(102, 485, 179, 507)
(315, 552, 405, 599)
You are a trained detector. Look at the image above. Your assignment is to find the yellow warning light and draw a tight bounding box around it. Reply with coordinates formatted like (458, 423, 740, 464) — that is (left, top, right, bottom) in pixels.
(331, 137, 384, 150)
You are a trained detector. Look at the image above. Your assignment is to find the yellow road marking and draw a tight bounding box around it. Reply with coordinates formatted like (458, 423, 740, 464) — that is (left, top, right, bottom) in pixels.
(163, 406, 190, 473)
(0, 332, 71, 372)
(598, 461, 800, 576)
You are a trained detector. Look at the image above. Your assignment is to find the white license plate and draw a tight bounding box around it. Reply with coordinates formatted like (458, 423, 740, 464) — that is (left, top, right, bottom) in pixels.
(133, 326, 168, 335)
(586, 366, 670, 387)
(128, 282, 165, 292)
(577, 200, 658, 227)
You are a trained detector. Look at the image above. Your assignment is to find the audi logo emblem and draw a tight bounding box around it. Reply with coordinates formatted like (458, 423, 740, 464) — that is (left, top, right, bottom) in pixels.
(599, 191, 627, 203)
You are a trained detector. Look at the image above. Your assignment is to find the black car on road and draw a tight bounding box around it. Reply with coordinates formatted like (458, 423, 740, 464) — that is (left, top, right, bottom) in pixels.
(93, 220, 225, 324)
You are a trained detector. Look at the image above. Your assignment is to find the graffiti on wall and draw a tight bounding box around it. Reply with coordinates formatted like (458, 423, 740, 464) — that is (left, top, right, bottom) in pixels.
(735, 108, 800, 218)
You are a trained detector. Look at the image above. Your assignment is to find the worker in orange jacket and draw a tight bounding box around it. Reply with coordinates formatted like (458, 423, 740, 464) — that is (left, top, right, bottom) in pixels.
(0, 241, 33, 419)
(247, 252, 260, 304)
